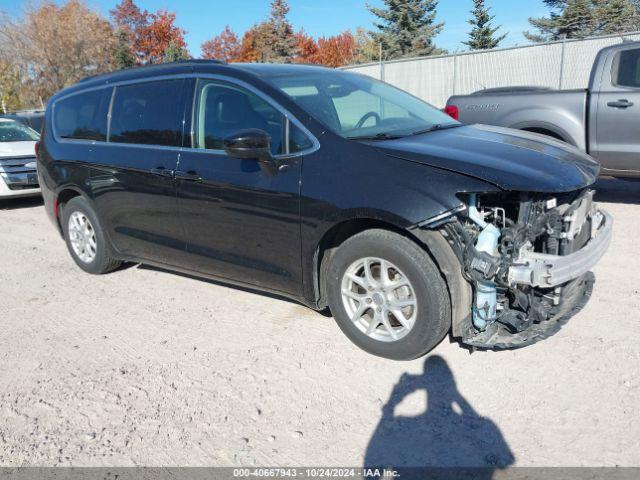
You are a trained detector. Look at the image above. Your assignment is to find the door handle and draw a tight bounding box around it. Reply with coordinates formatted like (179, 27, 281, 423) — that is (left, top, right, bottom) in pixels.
(607, 99, 634, 108)
(175, 170, 203, 182)
(150, 167, 174, 177)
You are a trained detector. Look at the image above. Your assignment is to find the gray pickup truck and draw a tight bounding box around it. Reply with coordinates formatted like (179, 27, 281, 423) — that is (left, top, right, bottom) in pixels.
(446, 41, 640, 178)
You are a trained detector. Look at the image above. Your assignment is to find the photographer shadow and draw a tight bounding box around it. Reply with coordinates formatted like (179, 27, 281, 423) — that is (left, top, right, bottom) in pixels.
(365, 355, 514, 479)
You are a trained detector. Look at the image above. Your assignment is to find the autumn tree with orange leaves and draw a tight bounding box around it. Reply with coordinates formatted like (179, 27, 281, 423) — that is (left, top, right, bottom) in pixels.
(304, 32, 358, 67)
(201, 25, 241, 62)
(110, 0, 187, 65)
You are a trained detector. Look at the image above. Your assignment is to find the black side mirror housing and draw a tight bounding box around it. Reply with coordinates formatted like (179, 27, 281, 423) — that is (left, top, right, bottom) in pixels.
(223, 129, 277, 176)
(223, 129, 272, 159)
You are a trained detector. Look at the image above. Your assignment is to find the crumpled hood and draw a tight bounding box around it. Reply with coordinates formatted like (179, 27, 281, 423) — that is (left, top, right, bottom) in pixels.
(0, 141, 37, 158)
(374, 124, 600, 193)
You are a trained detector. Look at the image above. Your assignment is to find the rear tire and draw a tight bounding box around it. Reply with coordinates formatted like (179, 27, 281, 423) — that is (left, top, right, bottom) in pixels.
(326, 229, 451, 360)
(62, 196, 121, 275)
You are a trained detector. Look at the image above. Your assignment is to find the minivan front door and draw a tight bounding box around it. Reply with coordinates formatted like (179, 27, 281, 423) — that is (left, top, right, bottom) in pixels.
(593, 46, 640, 175)
(91, 79, 188, 265)
(176, 79, 306, 296)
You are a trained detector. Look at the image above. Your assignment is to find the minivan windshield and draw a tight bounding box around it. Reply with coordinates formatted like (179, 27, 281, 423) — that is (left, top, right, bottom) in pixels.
(0, 120, 39, 142)
(265, 70, 459, 140)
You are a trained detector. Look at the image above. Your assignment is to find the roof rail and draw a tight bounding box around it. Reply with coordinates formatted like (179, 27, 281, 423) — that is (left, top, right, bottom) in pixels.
(79, 59, 227, 83)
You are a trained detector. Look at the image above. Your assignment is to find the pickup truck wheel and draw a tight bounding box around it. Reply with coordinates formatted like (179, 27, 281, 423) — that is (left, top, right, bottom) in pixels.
(62, 196, 121, 275)
(326, 229, 451, 360)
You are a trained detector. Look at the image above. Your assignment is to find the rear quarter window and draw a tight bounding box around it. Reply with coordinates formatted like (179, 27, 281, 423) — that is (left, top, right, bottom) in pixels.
(54, 89, 111, 141)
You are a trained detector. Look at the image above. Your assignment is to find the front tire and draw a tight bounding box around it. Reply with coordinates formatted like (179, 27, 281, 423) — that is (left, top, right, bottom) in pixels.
(326, 229, 451, 361)
(62, 196, 121, 275)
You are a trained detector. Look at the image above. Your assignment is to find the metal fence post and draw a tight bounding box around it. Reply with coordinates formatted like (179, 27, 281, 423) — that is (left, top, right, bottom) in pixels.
(453, 52, 458, 96)
(379, 43, 385, 82)
(559, 38, 567, 90)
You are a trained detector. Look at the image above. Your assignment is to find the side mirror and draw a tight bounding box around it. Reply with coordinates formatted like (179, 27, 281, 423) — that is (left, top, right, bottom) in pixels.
(223, 129, 277, 176)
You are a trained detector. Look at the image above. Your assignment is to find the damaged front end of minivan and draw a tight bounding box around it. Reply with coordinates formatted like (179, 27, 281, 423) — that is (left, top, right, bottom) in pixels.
(417, 189, 612, 349)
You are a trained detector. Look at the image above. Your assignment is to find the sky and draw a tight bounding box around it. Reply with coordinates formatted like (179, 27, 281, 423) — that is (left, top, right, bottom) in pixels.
(0, 0, 550, 58)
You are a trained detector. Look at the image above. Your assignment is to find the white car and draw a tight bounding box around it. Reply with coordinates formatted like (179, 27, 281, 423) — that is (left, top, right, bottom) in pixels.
(0, 118, 40, 198)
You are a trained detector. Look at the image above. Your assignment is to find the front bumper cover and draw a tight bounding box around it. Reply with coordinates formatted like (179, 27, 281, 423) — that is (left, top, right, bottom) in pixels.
(508, 209, 613, 288)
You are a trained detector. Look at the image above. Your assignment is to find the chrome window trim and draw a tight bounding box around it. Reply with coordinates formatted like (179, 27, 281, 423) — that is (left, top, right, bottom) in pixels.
(52, 73, 320, 158)
(106, 86, 116, 142)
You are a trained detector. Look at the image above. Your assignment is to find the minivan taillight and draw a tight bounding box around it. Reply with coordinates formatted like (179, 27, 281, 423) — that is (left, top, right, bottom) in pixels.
(444, 105, 459, 121)
(35, 141, 40, 156)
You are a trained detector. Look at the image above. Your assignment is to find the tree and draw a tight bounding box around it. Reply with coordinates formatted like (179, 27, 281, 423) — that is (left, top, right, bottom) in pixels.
(265, 0, 297, 62)
(294, 30, 319, 63)
(0, 60, 22, 112)
(114, 29, 136, 69)
(464, 0, 507, 50)
(135, 11, 187, 64)
(308, 32, 358, 67)
(368, 0, 446, 59)
(524, 0, 640, 42)
(559, 0, 597, 37)
(353, 28, 379, 64)
(163, 40, 190, 62)
(595, 0, 640, 34)
(110, 1, 187, 64)
(3, 0, 117, 104)
(201, 25, 242, 62)
(110, 0, 147, 36)
(237, 23, 273, 62)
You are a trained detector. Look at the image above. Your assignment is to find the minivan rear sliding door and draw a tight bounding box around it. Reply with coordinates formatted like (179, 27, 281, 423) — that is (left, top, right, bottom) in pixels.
(91, 79, 189, 265)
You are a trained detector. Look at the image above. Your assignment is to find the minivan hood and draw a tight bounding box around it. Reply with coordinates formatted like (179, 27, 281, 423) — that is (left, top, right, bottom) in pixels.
(373, 124, 599, 193)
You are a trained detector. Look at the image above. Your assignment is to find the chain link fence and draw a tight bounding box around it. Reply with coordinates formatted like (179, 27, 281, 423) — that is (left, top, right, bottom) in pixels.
(343, 32, 640, 108)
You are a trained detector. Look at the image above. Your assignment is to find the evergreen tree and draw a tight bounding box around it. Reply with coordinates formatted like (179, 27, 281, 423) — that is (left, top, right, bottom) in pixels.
(266, 0, 297, 62)
(464, 0, 507, 50)
(368, 0, 446, 59)
(162, 40, 189, 63)
(525, 0, 640, 42)
(559, 0, 596, 38)
(114, 29, 136, 69)
(595, 0, 640, 34)
(525, 0, 596, 41)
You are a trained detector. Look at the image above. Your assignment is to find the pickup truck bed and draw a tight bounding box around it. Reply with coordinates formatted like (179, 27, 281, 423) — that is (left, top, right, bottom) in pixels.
(446, 41, 640, 178)
(448, 87, 589, 151)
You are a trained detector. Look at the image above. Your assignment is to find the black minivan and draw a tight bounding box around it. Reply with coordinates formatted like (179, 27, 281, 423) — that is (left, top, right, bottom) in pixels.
(38, 61, 612, 360)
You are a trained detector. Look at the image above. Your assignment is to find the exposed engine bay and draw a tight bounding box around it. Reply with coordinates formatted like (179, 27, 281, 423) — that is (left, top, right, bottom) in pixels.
(437, 189, 613, 349)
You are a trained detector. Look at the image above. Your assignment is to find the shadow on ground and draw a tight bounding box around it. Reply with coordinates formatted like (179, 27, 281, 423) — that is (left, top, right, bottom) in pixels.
(0, 196, 43, 210)
(594, 177, 640, 205)
(365, 356, 514, 478)
(137, 263, 309, 308)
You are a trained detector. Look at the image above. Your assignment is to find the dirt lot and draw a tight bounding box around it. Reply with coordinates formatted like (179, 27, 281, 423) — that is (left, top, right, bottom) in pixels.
(0, 178, 639, 468)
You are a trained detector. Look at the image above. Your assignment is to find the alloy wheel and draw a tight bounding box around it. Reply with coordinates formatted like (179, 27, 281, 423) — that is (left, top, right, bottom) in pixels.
(340, 257, 418, 342)
(68, 211, 97, 264)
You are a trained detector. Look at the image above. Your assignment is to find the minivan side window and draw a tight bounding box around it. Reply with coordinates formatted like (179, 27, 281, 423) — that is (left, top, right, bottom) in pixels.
(194, 80, 288, 155)
(613, 49, 640, 88)
(54, 89, 111, 141)
(109, 79, 185, 147)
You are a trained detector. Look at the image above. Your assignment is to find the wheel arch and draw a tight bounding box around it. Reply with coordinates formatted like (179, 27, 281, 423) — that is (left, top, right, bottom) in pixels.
(53, 187, 87, 233)
(313, 219, 471, 338)
(520, 126, 565, 141)
(314, 218, 409, 309)
(509, 120, 580, 148)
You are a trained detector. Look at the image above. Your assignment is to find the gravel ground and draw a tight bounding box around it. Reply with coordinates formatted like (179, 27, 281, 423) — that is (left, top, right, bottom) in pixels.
(0, 177, 639, 468)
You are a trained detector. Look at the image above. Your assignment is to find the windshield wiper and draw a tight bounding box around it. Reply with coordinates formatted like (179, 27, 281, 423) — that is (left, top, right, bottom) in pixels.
(346, 132, 406, 141)
(409, 123, 462, 136)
